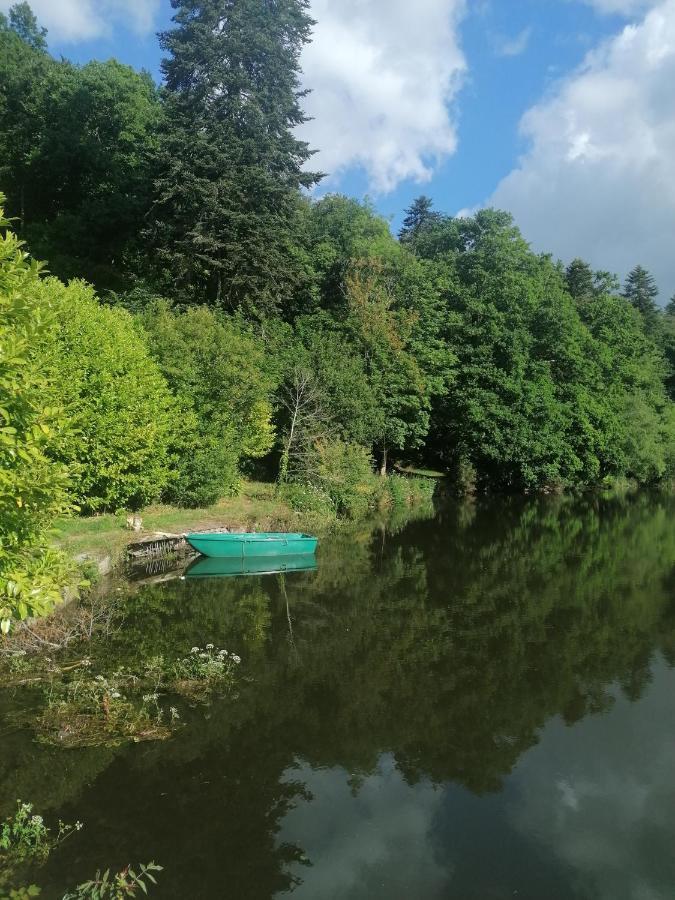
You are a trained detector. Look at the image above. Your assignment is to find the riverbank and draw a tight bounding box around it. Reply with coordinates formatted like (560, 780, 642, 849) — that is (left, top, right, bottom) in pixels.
(50, 477, 436, 573)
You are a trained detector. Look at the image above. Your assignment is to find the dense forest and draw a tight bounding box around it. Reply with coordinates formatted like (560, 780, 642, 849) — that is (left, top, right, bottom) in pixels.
(2, 0, 675, 627)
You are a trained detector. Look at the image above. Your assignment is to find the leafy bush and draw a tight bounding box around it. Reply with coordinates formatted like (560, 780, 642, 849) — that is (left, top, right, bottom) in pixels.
(0, 799, 82, 892)
(0, 196, 72, 631)
(304, 439, 377, 519)
(142, 303, 275, 506)
(38, 280, 176, 512)
(165, 426, 240, 508)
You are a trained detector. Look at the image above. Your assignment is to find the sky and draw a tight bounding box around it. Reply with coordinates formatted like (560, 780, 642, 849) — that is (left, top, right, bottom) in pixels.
(4, 0, 675, 298)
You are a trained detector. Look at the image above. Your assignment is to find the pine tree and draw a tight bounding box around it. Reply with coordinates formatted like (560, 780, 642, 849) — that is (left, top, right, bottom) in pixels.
(623, 265, 660, 330)
(149, 0, 322, 316)
(565, 258, 595, 302)
(665, 295, 675, 317)
(399, 196, 440, 245)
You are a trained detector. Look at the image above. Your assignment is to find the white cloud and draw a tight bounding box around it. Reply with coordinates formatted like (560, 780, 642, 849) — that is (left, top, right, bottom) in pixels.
(510, 664, 675, 900)
(299, 0, 467, 193)
(0, 0, 160, 42)
(493, 26, 533, 57)
(487, 0, 675, 297)
(278, 755, 450, 898)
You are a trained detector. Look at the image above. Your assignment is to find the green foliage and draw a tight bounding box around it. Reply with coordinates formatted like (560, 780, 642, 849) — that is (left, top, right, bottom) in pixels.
(7, 3, 46, 51)
(344, 260, 431, 470)
(382, 474, 436, 509)
(148, 0, 321, 313)
(414, 210, 675, 491)
(62, 863, 162, 900)
(38, 281, 175, 512)
(141, 302, 275, 506)
(172, 644, 241, 697)
(0, 197, 71, 630)
(623, 264, 660, 332)
(277, 481, 336, 519)
(0, 799, 81, 894)
(0, 17, 161, 290)
(399, 195, 441, 245)
(1, 5, 674, 504)
(36, 671, 173, 748)
(301, 439, 377, 519)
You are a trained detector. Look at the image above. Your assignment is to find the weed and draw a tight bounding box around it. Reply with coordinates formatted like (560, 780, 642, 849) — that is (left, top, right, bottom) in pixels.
(63, 862, 162, 899)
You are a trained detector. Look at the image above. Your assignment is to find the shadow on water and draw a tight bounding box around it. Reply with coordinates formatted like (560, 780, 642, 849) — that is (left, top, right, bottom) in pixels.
(2, 492, 675, 899)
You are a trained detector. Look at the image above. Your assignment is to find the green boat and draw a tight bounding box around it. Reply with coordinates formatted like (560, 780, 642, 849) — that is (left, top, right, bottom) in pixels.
(185, 531, 318, 559)
(185, 553, 317, 579)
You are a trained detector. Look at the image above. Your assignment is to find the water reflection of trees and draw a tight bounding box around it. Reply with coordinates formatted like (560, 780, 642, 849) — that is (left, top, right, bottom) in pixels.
(3, 492, 675, 897)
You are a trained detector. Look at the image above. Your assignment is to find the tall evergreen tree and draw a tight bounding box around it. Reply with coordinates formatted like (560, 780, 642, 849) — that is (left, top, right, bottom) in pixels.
(565, 258, 595, 302)
(623, 265, 659, 331)
(665, 295, 675, 317)
(399, 196, 440, 246)
(149, 0, 322, 316)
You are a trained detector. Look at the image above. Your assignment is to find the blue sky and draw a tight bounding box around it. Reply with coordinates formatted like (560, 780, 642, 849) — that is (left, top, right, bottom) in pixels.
(6, 0, 675, 295)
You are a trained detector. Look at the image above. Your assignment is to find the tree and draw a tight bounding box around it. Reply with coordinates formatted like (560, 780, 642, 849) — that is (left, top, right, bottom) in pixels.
(277, 366, 329, 483)
(0, 8, 54, 232)
(31, 59, 163, 289)
(565, 258, 595, 302)
(40, 281, 176, 512)
(0, 195, 71, 630)
(148, 0, 322, 315)
(142, 302, 276, 506)
(399, 196, 440, 246)
(665, 295, 675, 317)
(623, 265, 659, 331)
(345, 261, 430, 474)
(8, 1, 46, 50)
(0, 13, 162, 289)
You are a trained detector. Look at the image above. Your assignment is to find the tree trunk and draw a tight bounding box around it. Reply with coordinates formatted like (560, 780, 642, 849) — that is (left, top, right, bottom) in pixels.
(379, 444, 388, 477)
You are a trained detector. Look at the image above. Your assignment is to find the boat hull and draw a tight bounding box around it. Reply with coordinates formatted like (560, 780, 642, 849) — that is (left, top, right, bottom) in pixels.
(185, 532, 318, 559)
(185, 553, 317, 578)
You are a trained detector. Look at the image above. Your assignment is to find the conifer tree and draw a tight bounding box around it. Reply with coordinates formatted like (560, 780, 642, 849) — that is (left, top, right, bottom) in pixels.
(565, 258, 595, 302)
(150, 0, 322, 316)
(623, 265, 660, 331)
(399, 196, 440, 245)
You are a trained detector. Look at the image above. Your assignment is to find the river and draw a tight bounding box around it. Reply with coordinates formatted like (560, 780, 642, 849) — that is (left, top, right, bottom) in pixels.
(2, 492, 674, 899)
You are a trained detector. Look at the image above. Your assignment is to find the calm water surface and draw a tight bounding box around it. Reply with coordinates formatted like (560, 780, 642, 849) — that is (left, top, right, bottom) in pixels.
(2, 493, 675, 899)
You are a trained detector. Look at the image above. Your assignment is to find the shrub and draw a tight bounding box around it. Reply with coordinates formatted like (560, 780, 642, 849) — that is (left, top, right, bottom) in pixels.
(38, 280, 176, 512)
(304, 439, 377, 519)
(0, 196, 72, 631)
(142, 303, 275, 506)
(165, 425, 240, 509)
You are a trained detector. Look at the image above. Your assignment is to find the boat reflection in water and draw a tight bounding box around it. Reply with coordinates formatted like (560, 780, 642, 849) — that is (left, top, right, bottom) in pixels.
(184, 553, 318, 579)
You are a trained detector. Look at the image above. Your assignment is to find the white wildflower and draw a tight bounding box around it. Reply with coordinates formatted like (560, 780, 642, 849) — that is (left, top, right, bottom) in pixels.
(206, 643, 214, 650)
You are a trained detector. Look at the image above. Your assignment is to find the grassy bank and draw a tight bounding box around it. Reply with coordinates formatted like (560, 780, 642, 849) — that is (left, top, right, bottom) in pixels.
(50, 477, 436, 566)
(50, 482, 323, 563)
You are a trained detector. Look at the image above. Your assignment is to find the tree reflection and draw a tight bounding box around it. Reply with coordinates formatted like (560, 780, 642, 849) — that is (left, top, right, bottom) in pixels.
(3, 492, 675, 897)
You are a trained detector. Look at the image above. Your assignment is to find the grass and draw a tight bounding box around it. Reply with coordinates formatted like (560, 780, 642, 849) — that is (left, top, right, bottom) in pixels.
(50, 481, 329, 564)
(394, 464, 447, 479)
